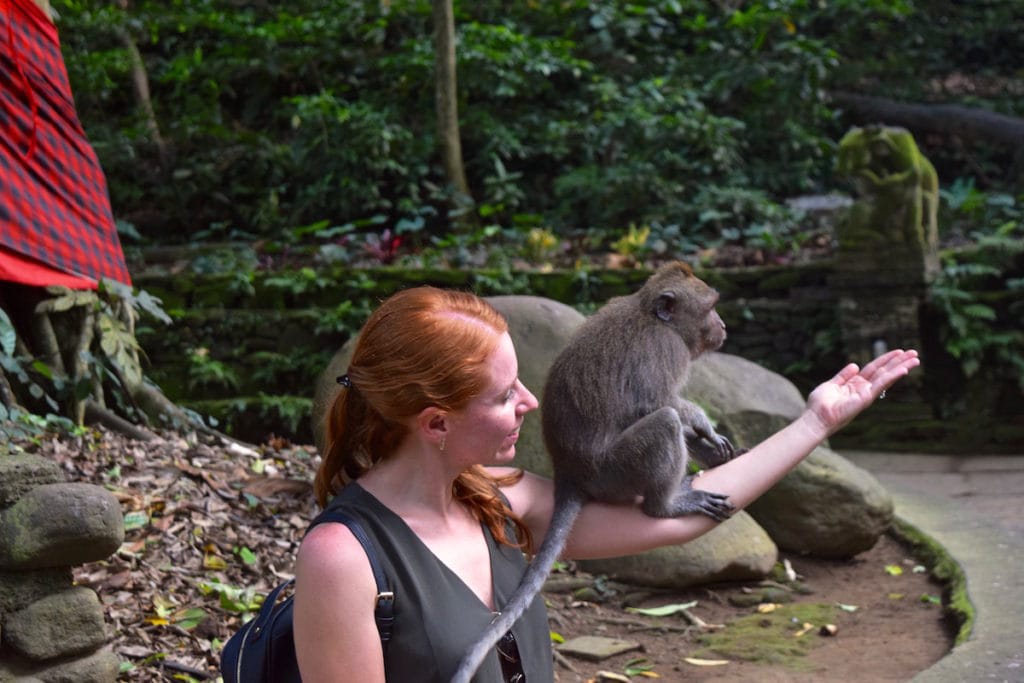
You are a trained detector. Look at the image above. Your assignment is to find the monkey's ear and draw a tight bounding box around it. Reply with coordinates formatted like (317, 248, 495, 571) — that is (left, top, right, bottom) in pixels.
(654, 292, 676, 322)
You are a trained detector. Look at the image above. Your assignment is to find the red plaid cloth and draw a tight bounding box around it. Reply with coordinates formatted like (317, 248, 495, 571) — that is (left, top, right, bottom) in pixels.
(1, 0, 131, 288)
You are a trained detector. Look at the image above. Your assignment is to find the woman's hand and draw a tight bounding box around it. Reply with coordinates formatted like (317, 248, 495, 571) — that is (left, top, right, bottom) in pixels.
(805, 349, 920, 438)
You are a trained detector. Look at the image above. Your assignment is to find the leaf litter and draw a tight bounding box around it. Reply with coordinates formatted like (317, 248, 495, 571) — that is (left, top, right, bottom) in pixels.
(28, 427, 318, 681)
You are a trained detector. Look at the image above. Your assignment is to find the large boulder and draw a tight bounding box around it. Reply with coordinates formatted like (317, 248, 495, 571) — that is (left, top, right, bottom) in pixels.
(688, 352, 894, 557)
(0, 483, 125, 570)
(486, 296, 584, 477)
(687, 352, 807, 448)
(579, 510, 777, 589)
(746, 444, 894, 557)
(311, 294, 586, 472)
(3, 587, 108, 661)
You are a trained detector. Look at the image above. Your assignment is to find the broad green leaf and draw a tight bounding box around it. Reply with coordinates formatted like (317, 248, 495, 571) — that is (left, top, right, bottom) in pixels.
(962, 304, 996, 321)
(123, 510, 150, 531)
(0, 308, 15, 356)
(174, 607, 208, 629)
(237, 546, 258, 565)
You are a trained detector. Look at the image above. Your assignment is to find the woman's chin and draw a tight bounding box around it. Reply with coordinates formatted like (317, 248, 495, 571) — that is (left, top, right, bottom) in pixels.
(491, 446, 517, 464)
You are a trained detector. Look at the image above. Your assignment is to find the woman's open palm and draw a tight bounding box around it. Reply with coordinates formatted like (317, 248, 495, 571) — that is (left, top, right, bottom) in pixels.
(806, 350, 920, 436)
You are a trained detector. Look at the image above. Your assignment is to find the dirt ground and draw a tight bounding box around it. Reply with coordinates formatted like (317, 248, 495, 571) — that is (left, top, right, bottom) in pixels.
(24, 428, 955, 682)
(544, 533, 955, 682)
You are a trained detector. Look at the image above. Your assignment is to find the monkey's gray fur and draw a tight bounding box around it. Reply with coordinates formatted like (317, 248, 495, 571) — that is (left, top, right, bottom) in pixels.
(452, 261, 739, 683)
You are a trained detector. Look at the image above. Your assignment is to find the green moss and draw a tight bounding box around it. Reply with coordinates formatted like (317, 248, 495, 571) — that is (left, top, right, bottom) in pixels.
(757, 269, 802, 292)
(889, 520, 973, 645)
(692, 603, 838, 669)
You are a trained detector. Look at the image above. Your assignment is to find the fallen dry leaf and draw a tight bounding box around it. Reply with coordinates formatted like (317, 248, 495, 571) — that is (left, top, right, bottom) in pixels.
(683, 657, 730, 666)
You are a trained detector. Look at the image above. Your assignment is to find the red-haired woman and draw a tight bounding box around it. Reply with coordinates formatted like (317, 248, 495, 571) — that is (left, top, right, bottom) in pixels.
(293, 286, 919, 682)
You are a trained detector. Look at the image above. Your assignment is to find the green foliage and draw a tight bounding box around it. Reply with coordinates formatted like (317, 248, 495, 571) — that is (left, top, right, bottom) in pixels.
(611, 223, 651, 259)
(313, 298, 375, 337)
(0, 307, 15, 357)
(46, 0, 866, 249)
(929, 188, 1024, 391)
(186, 347, 239, 392)
(255, 394, 313, 436)
(0, 281, 172, 441)
(521, 228, 560, 266)
(262, 267, 331, 296)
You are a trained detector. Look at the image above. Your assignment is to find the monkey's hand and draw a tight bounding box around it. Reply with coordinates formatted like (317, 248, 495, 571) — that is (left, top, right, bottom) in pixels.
(685, 427, 738, 467)
(675, 482, 735, 522)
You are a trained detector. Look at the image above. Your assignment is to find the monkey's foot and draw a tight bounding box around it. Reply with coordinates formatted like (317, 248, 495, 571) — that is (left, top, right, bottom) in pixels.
(649, 487, 735, 522)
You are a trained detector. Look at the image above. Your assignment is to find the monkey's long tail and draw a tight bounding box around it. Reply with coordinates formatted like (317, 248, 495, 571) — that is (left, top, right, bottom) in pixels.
(450, 487, 585, 683)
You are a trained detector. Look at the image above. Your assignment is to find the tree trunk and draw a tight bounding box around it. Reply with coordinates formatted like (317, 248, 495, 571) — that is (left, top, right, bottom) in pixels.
(432, 0, 475, 222)
(116, 0, 169, 167)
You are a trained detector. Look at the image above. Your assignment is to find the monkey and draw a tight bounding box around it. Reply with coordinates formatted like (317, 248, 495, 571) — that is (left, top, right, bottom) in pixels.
(452, 261, 739, 683)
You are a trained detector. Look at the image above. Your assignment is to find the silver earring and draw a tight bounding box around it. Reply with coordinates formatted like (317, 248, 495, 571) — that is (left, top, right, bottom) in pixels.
(440, 436, 447, 452)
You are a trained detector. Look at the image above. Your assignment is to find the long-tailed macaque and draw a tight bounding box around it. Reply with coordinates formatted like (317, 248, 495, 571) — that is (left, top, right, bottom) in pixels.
(453, 261, 739, 683)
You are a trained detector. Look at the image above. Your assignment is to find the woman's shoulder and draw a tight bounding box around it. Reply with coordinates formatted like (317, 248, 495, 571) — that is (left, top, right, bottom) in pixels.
(296, 516, 372, 584)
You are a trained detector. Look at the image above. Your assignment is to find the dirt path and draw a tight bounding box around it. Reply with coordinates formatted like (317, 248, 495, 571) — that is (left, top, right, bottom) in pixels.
(544, 533, 953, 682)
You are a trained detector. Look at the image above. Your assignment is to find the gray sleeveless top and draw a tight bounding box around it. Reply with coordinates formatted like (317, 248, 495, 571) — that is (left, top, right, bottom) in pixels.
(323, 483, 553, 682)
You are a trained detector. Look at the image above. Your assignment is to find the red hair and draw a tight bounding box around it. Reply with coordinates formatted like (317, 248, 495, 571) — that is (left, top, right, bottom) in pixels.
(314, 287, 530, 548)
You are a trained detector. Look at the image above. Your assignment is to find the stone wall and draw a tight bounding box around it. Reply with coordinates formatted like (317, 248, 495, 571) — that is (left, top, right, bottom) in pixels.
(0, 455, 124, 683)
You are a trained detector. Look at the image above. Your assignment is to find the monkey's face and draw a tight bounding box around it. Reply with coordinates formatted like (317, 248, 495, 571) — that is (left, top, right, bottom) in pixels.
(652, 273, 726, 356)
(700, 305, 727, 354)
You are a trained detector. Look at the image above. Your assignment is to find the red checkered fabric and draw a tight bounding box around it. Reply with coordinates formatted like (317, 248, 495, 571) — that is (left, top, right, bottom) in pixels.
(0, 0, 131, 288)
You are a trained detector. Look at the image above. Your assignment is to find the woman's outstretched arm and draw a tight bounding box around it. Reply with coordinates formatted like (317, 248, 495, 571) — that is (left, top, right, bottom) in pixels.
(506, 349, 920, 560)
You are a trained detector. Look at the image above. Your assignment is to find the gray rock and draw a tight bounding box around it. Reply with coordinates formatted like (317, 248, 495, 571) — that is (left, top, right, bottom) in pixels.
(557, 635, 642, 662)
(22, 647, 119, 683)
(311, 338, 351, 456)
(687, 351, 807, 448)
(487, 296, 585, 478)
(3, 587, 108, 661)
(0, 484, 124, 570)
(0, 567, 72, 615)
(746, 445, 894, 557)
(688, 352, 894, 557)
(0, 455, 65, 509)
(579, 510, 777, 589)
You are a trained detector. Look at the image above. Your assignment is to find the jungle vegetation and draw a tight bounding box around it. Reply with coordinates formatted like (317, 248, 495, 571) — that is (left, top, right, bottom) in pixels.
(2, 0, 1023, 442)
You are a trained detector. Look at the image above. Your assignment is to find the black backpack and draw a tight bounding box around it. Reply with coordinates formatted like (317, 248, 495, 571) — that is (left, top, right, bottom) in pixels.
(220, 509, 395, 682)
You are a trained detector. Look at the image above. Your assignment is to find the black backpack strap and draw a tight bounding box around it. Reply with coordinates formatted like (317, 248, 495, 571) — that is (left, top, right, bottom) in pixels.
(308, 509, 395, 644)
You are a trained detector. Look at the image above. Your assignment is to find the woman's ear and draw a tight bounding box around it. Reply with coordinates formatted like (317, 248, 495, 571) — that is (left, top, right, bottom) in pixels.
(416, 406, 448, 449)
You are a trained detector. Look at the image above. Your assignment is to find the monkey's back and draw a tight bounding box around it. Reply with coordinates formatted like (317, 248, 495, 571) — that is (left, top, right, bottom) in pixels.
(541, 292, 690, 488)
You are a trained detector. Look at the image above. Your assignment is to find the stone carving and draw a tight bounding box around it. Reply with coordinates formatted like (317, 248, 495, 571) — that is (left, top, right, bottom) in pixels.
(836, 124, 939, 272)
